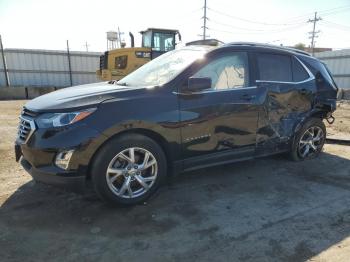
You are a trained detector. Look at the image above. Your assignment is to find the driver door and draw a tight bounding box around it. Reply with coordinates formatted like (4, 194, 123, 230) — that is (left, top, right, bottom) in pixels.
(178, 51, 261, 169)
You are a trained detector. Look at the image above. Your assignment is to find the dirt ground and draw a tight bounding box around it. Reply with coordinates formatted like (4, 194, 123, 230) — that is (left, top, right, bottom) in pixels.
(0, 100, 350, 262)
(326, 100, 350, 140)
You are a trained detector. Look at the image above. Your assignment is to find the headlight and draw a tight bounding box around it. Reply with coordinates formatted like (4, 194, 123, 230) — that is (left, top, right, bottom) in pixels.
(36, 108, 96, 128)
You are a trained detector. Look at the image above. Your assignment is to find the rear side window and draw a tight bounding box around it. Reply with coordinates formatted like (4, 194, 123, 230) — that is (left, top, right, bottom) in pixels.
(292, 57, 309, 82)
(257, 53, 292, 82)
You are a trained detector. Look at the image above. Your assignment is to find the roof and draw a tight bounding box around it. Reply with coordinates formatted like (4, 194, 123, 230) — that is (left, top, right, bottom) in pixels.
(140, 28, 179, 34)
(223, 42, 311, 56)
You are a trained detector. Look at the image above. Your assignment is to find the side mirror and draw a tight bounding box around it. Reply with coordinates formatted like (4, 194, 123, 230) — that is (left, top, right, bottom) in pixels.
(188, 77, 211, 92)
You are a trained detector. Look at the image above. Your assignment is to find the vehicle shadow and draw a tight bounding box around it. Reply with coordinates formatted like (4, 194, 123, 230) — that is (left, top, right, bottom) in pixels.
(1, 150, 350, 262)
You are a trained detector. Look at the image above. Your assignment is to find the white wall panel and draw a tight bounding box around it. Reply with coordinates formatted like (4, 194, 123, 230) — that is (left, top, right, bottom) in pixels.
(315, 49, 350, 89)
(0, 48, 102, 87)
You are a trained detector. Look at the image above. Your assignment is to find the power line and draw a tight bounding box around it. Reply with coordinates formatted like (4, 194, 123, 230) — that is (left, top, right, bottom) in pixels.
(321, 20, 350, 30)
(320, 23, 350, 32)
(208, 7, 308, 26)
(210, 23, 308, 35)
(308, 12, 322, 55)
(207, 5, 350, 27)
(195, 3, 350, 47)
(210, 18, 307, 32)
(318, 5, 350, 16)
(172, 7, 203, 20)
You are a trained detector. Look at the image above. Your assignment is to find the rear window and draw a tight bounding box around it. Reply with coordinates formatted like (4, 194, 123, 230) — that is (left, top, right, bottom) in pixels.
(257, 54, 292, 82)
(292, 57, 309, 82)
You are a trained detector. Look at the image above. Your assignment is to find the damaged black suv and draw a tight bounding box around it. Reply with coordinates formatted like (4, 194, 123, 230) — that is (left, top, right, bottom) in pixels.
(15, 43, 337, 205)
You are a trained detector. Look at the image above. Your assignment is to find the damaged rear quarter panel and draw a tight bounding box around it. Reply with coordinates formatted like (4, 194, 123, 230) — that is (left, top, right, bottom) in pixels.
(255, 68, 317, 156)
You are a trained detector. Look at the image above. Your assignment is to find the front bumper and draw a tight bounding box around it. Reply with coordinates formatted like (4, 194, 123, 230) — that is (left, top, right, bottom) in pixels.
(20, 157, 86, 191)
(15, 121, 108, 192)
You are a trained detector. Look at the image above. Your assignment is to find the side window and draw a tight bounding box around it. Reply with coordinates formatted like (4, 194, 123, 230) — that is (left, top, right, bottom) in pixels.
(292, 57, 309, 82)
(115, 55, 128, 69)
(192, 52, 249, 90)
(142, 31, 152, 48)
(257, 53, 292, 82)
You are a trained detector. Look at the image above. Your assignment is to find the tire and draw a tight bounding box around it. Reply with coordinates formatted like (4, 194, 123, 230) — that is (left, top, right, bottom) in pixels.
(290, 118, 326, 161)
(91, 133, 167, 206)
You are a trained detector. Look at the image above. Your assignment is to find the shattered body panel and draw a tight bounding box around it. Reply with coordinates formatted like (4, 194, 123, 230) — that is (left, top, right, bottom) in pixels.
(256, 80, 315, 154)
(255, 54, 337, 155)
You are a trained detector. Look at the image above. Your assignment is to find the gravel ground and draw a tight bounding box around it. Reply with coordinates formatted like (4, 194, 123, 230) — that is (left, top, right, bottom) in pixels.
(0, 100, 350, 262)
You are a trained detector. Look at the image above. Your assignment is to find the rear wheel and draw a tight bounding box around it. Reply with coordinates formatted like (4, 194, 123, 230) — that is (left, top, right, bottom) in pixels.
(290, 118, 326, 161)
(91, 134, 167, 206)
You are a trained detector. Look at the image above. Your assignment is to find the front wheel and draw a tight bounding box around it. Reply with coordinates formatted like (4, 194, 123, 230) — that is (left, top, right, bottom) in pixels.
(91, 134, 167, 206)
(290, 118, 326, 161)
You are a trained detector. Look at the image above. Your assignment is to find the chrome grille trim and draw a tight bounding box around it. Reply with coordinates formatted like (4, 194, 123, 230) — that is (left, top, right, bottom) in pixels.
(17, 116, 36, 144)
(22, 108, 38, 118)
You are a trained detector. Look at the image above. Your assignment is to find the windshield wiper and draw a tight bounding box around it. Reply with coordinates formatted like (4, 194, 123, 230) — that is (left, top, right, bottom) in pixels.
(116, 81, 128, 86)
(107, 80, 128, 86)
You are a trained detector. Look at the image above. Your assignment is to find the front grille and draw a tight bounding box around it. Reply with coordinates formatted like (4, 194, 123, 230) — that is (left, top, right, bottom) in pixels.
(17, 108, 37, 143)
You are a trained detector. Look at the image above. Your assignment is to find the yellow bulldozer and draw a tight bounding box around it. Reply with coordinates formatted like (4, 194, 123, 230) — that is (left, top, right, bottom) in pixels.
(96, 28, 181, 81)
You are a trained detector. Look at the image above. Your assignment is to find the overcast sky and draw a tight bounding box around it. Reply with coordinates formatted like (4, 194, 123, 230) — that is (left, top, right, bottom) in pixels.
(0, 0, 350, 52)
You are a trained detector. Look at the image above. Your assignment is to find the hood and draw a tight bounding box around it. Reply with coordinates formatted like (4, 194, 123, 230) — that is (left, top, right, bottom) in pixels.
(25, 82, 140, 112)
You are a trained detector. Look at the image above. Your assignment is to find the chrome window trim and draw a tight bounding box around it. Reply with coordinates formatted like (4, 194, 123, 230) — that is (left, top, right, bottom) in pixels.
(191, 85, 257, 94)
(173, 85, 258, 95)
(256, 55, 315, 85)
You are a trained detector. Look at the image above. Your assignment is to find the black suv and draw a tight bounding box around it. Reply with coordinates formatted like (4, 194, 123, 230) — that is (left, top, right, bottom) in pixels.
(15, 43, 337, 205)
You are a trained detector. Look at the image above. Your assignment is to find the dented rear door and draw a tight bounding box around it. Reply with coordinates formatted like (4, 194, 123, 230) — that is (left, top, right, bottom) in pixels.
(253, 52, 316, 155)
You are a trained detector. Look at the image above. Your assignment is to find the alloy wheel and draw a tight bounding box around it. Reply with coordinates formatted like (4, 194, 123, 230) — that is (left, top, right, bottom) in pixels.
(106, 147, 158, 198)
(298, 126, 325, 159)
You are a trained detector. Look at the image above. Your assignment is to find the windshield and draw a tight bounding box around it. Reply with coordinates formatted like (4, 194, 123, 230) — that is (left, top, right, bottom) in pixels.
(117, 47, 210, 87)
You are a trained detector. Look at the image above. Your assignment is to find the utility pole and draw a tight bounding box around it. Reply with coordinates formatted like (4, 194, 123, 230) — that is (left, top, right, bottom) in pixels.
(201, 0, 209, 40)
(0, 34, 10, 86)
(117, 27, 122, 48)
(84, 41, 90, 52)
(308, 12, 321, 55)
(66, 40, 73, 87)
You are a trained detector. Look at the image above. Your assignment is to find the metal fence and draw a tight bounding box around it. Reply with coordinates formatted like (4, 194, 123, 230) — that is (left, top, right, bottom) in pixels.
(1, 47, 349, 90)
(0, 48, 102, 87)
(315, 49, 350, 89)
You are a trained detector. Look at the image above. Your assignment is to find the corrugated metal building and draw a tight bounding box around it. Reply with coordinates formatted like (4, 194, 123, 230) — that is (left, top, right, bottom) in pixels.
(315, 49, 350, 89)
(1, 47, 349, 89)
(0, 48, 102, 87)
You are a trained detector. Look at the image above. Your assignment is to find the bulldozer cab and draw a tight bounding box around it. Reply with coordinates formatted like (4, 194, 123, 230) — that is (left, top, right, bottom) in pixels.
(141, 28, 181, 59)
(97, 28, 181, 81)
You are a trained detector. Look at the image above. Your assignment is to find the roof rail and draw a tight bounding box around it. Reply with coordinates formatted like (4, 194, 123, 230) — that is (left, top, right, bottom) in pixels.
(225, 42, 311, 56)
(186, 39, 224, 47)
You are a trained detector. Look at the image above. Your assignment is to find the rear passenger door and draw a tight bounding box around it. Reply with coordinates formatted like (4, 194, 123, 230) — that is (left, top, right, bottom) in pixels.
(254, 52, 315, 154)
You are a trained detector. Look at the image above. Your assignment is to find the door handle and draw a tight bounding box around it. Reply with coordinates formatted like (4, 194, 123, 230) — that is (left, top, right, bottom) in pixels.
(242, 94, 256, 101)
(300, 88, 308, 95)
